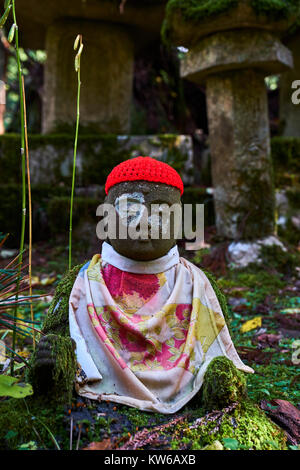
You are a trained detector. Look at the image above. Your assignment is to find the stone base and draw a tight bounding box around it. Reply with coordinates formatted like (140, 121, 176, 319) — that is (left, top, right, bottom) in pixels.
(227, 235, 287, 268)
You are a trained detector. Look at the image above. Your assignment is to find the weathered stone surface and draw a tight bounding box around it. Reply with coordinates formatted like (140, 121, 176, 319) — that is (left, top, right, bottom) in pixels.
(205, 69, 275, 239)
(179, 25, 293, 240)
(227, 235, 287, 268)
(164, 0, 295, 48)
(15, 0, 167, 49)
(280, 33, 300, 137)
(181, 30, 293, 84)
(14, 134, 193, 186)
(42, 20, 134, 134)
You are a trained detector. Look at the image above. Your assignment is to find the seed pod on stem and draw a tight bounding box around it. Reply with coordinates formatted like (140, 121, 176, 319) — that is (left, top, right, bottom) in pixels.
(8, 22, 16, 43)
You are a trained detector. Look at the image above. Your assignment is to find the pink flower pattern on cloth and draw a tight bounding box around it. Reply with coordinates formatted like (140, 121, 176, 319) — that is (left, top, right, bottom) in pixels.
(70, 246, 254, 413)
(87, 261, 193, 373)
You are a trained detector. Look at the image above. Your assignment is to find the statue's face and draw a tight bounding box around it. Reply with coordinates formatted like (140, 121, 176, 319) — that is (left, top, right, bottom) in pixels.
(105, 181, 181, 261)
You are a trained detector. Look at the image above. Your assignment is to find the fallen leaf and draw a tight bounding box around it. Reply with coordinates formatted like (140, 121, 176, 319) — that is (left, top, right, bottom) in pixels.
(240, 317, 262, 333)
(0, 340, 6, 364)
(0, 375, 33, 398)
(82, 438, 112, 450)
(281, 308, 300, 315)
(237, 346, 273, 364)
(275, 313, 300, 331)
(40, 277, 56, 286)
(252, 333, 282, 349)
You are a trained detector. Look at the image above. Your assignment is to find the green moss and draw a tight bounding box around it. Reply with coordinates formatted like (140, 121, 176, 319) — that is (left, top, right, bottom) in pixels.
(116, 407, 152, 428)
(51, 334, 77, 402)
(164, 0, 299, 24)
(0, 397, 66, 450)
(162, 0, 300, 44)
(27, 335, 77, 404)
(247, 363, 300, 405)
(202, 357, 247, 412)
(259, 244, 300, 276)
(42, 264, 84, 336)
(170, 400, 287, 450)
(251, 0, 300, 19)
(164, 0, 238, 24)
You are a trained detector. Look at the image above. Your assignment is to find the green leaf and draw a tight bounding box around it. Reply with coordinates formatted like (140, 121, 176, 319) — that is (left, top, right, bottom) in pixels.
(5, 430, 18, 440)
(0, 4, 12, 27)
(0, 375, 33, 398)
(222, 438, 239, 450)
(259, 388, 271, 396)
(18, 441, 38, 450)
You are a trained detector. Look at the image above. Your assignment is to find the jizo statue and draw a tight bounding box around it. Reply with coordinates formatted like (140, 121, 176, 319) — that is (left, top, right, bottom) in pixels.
(29, 157, 253, 412)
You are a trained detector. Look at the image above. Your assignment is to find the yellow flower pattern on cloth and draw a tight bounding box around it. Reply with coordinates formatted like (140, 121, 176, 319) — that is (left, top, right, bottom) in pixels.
(86, 258, 226, 376)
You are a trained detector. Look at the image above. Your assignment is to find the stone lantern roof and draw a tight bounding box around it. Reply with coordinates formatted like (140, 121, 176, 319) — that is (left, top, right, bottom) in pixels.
(11, 0, 167, 49)
(6, 0, 168, 133)
(162, 0, 299, 47)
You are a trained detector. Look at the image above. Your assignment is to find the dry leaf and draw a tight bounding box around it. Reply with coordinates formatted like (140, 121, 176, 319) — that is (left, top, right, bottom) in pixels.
(82, 438, 112, 450)
(240, 317, 262, 333)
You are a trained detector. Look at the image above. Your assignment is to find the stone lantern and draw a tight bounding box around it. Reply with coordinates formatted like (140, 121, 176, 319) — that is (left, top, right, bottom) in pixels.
(164, 0, 294, 241)
(13, 0, 167, 134)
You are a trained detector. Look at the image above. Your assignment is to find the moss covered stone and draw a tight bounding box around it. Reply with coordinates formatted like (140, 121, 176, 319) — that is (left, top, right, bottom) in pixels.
(27, 335, 77, 404)
(165, 0, 238, 24)
(164, 0, 299, 25)
(162, 0, 299, 45)
(27, 264, 84, 403)
(170, 400, 287, 450)
(202, 357, 248, 412)
(42, 263, 84, 336)
(0, 133, 192, 186)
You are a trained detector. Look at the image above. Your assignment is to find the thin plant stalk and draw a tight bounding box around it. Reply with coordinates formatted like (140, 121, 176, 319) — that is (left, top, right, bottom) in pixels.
(69, 35, 83, 270)
(23, 400, 61, 450)
(10, 0, 26, 375)
(21, 74, 35, 349)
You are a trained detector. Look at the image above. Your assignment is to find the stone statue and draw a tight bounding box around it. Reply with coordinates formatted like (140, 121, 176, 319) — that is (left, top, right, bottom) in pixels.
(29, 157, 253, 412)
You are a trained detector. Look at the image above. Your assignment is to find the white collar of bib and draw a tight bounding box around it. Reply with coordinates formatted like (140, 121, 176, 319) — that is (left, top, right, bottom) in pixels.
(101, 241, 179, 274)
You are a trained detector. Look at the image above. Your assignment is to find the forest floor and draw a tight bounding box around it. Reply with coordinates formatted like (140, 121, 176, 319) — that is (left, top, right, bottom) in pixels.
(0, 236, 299, 450)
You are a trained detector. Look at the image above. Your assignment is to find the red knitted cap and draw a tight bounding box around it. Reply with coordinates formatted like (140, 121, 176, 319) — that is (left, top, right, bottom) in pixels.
(105, 156, 184, 195)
